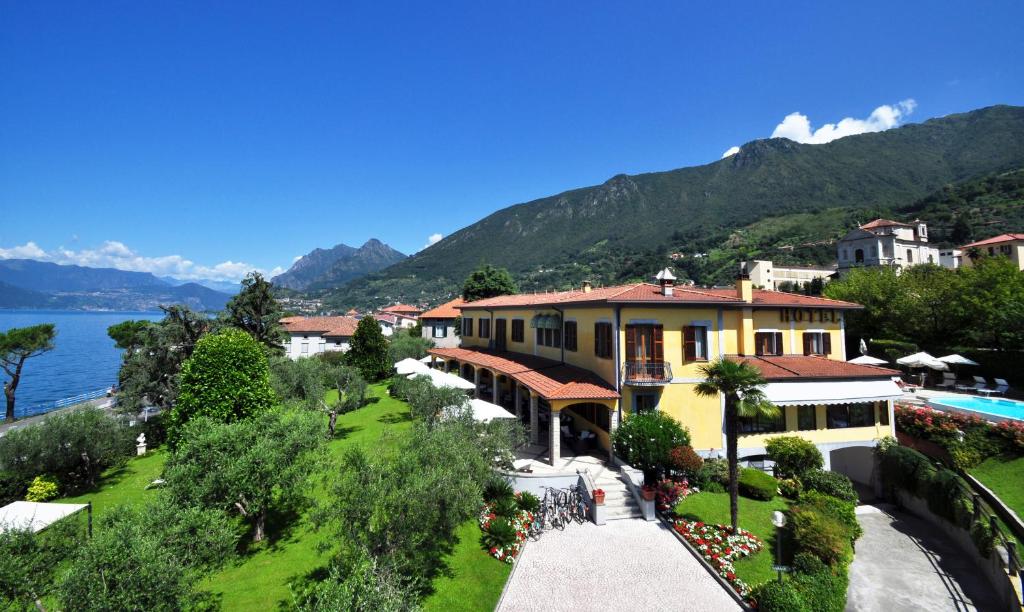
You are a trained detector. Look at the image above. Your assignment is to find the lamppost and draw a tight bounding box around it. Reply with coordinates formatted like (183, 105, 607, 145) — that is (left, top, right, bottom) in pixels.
(772, 510, 787, 584)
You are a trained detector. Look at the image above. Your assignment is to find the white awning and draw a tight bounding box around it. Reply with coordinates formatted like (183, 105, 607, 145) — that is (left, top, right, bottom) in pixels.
(0, 501, 88, 534)
(762, 379, 902, 406)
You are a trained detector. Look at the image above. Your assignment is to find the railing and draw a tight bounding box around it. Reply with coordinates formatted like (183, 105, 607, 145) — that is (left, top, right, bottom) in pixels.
(621, 361, 672, 385)
(6, 388, 112, 421)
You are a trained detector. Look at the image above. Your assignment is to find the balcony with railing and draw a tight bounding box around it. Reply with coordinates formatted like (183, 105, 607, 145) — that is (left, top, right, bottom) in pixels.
(622, 361, 673, 386)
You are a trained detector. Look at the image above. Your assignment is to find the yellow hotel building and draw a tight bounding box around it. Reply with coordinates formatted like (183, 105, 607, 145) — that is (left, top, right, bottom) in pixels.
(428, 270, 901, 486)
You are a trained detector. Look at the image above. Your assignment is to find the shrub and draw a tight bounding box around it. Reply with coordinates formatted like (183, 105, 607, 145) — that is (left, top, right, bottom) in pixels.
(801, 469, 858, 503)
(515, 491, 540, 514)
(292, 549, 413, 612)
(778, 477, 802, 499)
(480, 518, 517, 551)
(0, 407, 134, 499)
(878, 444, 934, 493)
(970, 519, 995, 557)
(751, 581, 809, 612)
(25, 474, 59, 502)
(797, 491, 862, 540)
(792, 551, 827, 575)
(483, 477, 514, 504)
(656, 478, 696, 512)
(738, 468, 777, 500)
(703, 481, 726, 493)
(788, 501, 855, 566)
(765, 436, 823, 478)
(492, 495, 519, 519)
(693, 458, 729, 490)
(0, 519, 80, 607)
(668, 445, 703, 477)
(611, 412, 691, 484)
(791, 565, 849, 612)
(169, 328, 274, 438)
(925, 469, 970, 523)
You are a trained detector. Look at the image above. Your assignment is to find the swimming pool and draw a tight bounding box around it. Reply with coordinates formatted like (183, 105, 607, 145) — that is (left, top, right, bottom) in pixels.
(929, 395, 1024, 423)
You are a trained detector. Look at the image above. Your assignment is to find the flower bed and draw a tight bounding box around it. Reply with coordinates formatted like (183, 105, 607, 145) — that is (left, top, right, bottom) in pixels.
(672, 519, 763, 597)
(895, 404, 1023, 468)
(478, 502, 532, 563)
(656, 478, 697, 512)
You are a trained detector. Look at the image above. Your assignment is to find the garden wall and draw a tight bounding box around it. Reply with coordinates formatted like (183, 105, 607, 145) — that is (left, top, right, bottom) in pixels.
(895, 490, 1023, 612)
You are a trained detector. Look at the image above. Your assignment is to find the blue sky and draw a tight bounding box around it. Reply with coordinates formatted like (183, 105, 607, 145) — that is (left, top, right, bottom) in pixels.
(2, 1, 1022, 282)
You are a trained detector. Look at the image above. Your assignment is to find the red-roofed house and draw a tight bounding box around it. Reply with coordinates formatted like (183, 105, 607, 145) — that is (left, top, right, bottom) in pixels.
(280, 316, 359, 359)
(961, 233, 1024, 270)
(419, 298, 465, 348)
(429, 270, 900, 481)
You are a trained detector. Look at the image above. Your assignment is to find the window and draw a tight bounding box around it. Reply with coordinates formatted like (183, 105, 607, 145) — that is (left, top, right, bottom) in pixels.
(906, 249, 913, 263)
(989, 246, 996, 256)
(826, 403, 874, 429)
(802, 331, 832, 356)
(564, 321, 578, 352)
(511, 319, 524, 342)
(855, 249, 864, 263)
(683, 325, 709, 361)
(879, 403, 889, 426)
(462, 317, 473, 337)
(432, 323, 446, 338)
(536, 327, 560, 348)
(478, 318, 490, 339)
(301, 342, 309, 354)
(625, 325, 663, 363)
(594, 322, 613, 359)
(494, 319, 506, 351)
(1001, 245, 1012, 255)
(738, 411, 784, 433)
(797, 405, 816, 430)
(754, 331, 784, 356)
(634, 393, 659, 414)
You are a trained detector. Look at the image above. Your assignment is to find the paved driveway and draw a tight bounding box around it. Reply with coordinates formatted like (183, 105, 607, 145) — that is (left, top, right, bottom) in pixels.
(846, 504, 1001, 611)
(497, 519, 741, 612)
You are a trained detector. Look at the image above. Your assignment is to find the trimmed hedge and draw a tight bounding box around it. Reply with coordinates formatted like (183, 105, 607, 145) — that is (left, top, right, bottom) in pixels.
(765, 436, 823, 478)
(738, 468, 777, 501)
(751, 581, 808, 612)
(801, 469, 858, 503)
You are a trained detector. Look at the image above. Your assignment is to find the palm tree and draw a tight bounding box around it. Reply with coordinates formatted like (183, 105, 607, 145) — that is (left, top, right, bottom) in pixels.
(695, 357, 778, 531)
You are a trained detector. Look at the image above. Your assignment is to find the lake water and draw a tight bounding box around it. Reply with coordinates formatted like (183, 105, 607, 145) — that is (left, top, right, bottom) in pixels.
(0, 310, 163, 418)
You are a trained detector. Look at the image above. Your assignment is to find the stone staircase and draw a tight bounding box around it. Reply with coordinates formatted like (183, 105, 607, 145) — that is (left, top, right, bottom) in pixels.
(593, 467, 643, 521)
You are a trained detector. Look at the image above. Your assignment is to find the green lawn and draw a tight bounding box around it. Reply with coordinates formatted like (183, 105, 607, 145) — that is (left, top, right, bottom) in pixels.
(970, 455, 1024, 549)
(54, 382, 510, 611)
(673, 491, 789, 587)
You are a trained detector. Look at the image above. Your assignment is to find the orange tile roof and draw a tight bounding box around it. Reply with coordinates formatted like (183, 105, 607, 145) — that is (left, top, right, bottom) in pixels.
(380, 303, 421, 314)
(420, 298, 465, 319)
(281, 316, 358, 337)
(458, 283, 861, 309)
(428, 347, 619, 401)
(860, 218, 913, 230)
(726, 355, 898, 380)
(961, 233, 1024, 249)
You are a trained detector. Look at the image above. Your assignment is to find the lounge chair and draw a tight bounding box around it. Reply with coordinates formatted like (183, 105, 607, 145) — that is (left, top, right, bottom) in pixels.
(972, 376, 998, 397)
(937, 372, 957, 390)
(993, 378, 1010, 396)
(956, 376, 985, 393)
(893, 376, 920, 393)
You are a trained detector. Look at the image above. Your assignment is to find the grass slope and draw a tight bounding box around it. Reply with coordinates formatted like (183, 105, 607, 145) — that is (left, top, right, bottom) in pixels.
(55, 383, 509, 611)
(970, 456, 1024, 524)
(673, 491, 789, 587)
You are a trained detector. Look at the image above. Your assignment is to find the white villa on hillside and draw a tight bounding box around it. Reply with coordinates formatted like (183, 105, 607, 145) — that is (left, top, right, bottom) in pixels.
(837, 218, 944, 275)
(746, 260, 835, 291)
(281, 316, 358, 359)
(419, 297, 464, 348)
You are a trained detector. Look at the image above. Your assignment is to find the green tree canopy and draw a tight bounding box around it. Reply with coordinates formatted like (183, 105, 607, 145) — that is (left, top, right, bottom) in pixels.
(695, 357, 777, 531)
(387, 327, 433, 363)
(164, 409, 324, 542)
(347, 316, 391, 382)
(225, 271, 286, 353)
(461, 263, 517, 302)
(169, 328, 274, 437)
(1, 323, 56, 421)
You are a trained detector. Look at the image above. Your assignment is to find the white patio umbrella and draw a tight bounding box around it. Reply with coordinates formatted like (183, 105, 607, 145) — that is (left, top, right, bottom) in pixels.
(410, 369, 475, 391)
(466, 398, 516, 423)
(896, 352, 949, 371)
(937, 354, 980, 367)
(418, 355, 435, 364)
(394, 357, 429, 375)
(849, 355, 888, 366)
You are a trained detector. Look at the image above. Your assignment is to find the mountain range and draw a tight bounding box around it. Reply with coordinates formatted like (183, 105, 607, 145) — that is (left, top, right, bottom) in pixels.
(0, 259, 233, 312)
(271, 238, 406, 291)
(315, 105, 1024, 309)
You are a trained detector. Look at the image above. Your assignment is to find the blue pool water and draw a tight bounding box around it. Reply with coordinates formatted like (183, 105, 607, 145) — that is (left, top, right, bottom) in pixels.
(931, 396, 1024, 421)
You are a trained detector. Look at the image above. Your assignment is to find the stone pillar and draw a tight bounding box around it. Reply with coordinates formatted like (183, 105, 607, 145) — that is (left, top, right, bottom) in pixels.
(492, 371, 500, 405)
(549, 409, 560, 466)
(608, 405, 619, 432)
(529, 393, 539, 445)
(514, 385, 521, 418)
(473, 367, 481, 399)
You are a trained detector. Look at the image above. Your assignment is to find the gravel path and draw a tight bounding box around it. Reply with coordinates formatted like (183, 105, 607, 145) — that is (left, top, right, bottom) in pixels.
(497, 519, 741, 612)
(846, 504, 1001, 611)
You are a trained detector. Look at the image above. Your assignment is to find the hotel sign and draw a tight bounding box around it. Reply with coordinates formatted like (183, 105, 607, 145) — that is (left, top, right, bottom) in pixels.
(780, 308, 837, 323)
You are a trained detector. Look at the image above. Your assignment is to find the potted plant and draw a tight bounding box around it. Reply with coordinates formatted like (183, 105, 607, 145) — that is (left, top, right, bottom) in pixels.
(641, 473, 657, 501)
(593, 488, 606, 505)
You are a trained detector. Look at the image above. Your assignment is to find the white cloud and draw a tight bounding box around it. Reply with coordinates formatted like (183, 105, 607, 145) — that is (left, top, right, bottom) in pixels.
(770, 99, 917, 145)
(423, 233, 443, 249)
(721, 146, 740, 158)
(0, 240, 279, 283)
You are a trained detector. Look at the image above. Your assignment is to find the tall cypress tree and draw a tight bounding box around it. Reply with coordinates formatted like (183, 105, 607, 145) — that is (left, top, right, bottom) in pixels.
(347, 317, 391, 382)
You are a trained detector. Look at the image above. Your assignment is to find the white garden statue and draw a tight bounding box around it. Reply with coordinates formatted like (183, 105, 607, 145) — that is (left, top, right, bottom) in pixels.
(136, 432, 147, 456)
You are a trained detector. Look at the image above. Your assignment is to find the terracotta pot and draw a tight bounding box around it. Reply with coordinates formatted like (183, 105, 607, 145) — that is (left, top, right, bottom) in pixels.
(594, 490, 605, 505)
(641, 487, 656, 501)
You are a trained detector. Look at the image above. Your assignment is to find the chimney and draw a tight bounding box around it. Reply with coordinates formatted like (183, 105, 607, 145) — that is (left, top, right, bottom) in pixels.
(736, 271, 753, 303)
(582, 280, 593, 294)
(655, 268, 676, 297)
